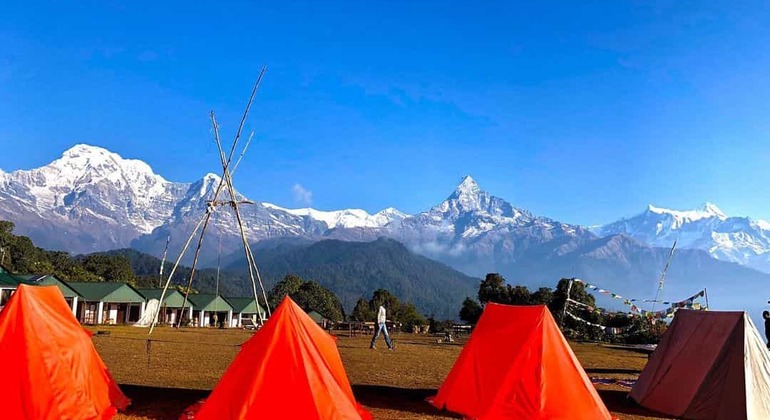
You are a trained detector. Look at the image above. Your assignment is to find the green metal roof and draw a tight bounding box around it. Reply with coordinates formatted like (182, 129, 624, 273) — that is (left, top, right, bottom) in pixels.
(307, 310, 327, 324)
(187, 294, 233, 312)
(0, 273, 19, 287)
(67, 282, 145, 303)
(0, 271, 29, 287)
(224, 297, 266, 315)
(137, 289, 193, 308)
(25, 275, 81, 298)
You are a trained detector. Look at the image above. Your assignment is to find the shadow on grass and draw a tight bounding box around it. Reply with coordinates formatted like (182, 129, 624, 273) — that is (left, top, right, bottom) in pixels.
(117, 384, 667, 420)
(120, 384, 209, 420)
(600, 344, 655, 356)
(586, 367, 641, 375)
(337, 338, 468, 349)
(597, 389, 669, 418)
(352, 385, 461, 418)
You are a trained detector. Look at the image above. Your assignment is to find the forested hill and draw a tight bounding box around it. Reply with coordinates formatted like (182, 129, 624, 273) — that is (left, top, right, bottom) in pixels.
(225, 237, 480, 319)
(0, 220, 136, 283)
(114, 238, 479, 319)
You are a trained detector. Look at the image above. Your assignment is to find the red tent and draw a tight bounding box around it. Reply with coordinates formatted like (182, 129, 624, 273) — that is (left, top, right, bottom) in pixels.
(429, 303, 615, 419)
(0, 284, 129, 419)
(192, 296, 371, 420)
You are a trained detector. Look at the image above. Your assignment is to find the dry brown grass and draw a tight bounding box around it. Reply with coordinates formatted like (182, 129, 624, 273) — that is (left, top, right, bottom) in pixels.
(88, 326, 672, 420)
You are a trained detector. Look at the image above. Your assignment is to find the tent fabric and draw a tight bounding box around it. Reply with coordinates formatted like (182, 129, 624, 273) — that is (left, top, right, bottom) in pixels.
(429, 303, 614, 419)
(192, 296, 371, 420)
(0, 284, 129, 419)
(630, 310, 770, 420)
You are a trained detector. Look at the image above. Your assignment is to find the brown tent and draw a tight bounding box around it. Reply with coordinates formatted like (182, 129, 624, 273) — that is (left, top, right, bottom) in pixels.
(0, 284, 129, 419)
(630, 310, 770, 419)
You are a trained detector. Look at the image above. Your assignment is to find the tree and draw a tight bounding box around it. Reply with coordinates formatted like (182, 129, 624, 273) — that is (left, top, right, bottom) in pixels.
(350, 297, 374, 321)
(478, 273, 509, 304)
(355, 288, 428, 332)
(293, 280, 345, 322)
(549, 278, 602, 341)
(267, 274, 305, 308)
(370, 289, 400, 312)
(530, 287, 554, 305)
(392, 302, 427, 332)
(80, 254, 135, 283)
(459, 297, 483, 324)
(507, 285, 531, 305)
(267, 274, 345, 322)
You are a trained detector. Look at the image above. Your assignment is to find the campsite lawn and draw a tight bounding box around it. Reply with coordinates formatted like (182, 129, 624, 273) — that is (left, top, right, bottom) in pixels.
(88, 326, 672, 420)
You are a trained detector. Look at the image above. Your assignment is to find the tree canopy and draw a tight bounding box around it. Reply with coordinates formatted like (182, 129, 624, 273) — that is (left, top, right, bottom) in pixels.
(461, 274, 666, 344)
(267, 274, 345, 322)
(350, 288, 427, 332)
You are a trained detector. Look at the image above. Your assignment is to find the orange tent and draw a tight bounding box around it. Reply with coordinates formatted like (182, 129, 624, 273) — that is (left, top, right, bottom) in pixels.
(192, 296, 371, 420)
(429, 303, 615, 419)
(0, 284, 129, 419)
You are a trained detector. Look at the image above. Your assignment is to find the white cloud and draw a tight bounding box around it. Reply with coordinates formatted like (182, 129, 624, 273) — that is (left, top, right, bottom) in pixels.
(292, 184, 313, 206)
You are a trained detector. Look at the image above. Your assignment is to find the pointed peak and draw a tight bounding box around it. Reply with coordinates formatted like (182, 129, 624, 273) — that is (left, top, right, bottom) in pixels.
(455, 175, 479, 195)
(699, 202, 726, 218)
(202, 173, 222, 183)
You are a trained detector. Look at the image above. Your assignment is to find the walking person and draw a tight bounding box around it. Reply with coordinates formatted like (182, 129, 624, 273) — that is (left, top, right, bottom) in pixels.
(370, 304, 395, 350)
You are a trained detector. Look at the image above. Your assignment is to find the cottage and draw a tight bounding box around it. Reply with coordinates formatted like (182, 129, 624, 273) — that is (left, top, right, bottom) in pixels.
(0, 272, 20, 311)
(306, 309, 331, 329)
(22, 275, 82, 316)
(225, 297, 267, 328)
(187, 294, 233, 328)
(68, 282, 146, 324)
(137, 288, 194, 326)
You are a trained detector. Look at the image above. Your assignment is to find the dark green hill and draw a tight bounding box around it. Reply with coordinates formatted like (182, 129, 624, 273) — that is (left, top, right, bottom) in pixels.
(224, 237, 479, 319)
(109, 238, 479, 319)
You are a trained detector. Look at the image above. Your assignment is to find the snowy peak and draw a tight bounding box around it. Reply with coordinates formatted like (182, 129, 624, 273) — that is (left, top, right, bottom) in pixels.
(454, 175, 480, 196)
(52, 143, 168, 186)
(700, 202, 726, 218)
(596, 202, 770, 273)
(261, 203, 408, 229)
(646, 202, 727, 223)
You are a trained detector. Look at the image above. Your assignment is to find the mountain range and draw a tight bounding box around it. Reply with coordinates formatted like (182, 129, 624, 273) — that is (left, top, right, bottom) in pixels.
(1, 144, 768, 315)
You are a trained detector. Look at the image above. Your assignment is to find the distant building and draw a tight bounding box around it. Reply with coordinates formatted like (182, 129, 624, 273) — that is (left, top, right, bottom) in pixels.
(187, 294, 233, 327)
(67, 282, 146, 324)
(306, 309, 331, 329)
(136, 288, 194, 326)
(22, 274, 82, 316)
(225, 297, 267, 328)
(0, 272, 20, 311)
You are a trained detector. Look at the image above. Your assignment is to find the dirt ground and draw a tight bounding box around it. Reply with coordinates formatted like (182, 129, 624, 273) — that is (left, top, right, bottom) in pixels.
(88, 326, 672, 420)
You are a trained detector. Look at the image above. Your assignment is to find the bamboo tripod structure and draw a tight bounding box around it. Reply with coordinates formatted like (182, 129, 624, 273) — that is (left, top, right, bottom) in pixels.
(149, 68, 271, 335)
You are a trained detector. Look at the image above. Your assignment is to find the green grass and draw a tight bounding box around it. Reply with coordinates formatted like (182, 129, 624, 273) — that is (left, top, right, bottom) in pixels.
(86, 326, 671, 420)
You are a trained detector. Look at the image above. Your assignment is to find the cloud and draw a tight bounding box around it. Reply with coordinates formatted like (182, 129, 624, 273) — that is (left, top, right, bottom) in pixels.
(292, 184, 313, 206)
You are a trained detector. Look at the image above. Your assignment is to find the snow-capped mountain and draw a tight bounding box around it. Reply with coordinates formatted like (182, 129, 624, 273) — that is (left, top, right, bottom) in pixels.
(381, 176, 590, 275)
(262, 203, 407, 229)
(0, 144, 408, 255)
(592, 203, 770, 273)
(0, 144, 189, 252)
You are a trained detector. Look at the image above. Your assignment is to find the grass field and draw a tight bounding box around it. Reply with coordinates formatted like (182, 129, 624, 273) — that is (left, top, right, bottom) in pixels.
(87, 326, 672, 420)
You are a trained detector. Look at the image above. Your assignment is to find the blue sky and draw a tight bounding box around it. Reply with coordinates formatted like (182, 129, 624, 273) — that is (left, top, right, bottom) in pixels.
(1, 1, 769, 225)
